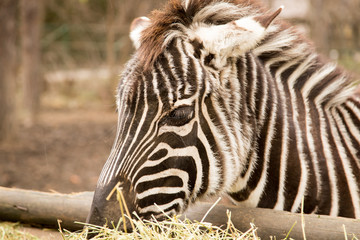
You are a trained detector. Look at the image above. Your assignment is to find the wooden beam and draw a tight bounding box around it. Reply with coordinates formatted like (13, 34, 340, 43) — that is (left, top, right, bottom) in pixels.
(184, 203, 360, 239)
(0, 187, 92, 231)
(0, 187, 359, 239)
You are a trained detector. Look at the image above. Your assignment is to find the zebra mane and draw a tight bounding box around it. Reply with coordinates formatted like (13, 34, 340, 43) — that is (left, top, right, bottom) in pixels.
(136, 0, 358, 105)
(138, 0, 265, 70)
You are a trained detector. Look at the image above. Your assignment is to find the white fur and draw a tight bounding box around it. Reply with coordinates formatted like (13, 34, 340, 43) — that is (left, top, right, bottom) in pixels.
(130, 16, 151, 49)
(189, 17, 267, 67)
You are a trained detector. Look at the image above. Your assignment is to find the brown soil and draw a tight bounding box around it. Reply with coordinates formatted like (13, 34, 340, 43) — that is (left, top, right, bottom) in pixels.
(0, 109, 118, 193)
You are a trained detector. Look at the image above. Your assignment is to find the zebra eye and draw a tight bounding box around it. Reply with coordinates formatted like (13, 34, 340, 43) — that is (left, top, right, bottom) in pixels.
(160, 106, 194, 127)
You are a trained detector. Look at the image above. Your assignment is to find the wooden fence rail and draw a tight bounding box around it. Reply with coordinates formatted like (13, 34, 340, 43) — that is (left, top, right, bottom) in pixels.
(0, 186, 359, 239)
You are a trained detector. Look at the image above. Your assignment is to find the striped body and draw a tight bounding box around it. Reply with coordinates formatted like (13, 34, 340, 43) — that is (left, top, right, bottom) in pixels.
(87, 0, 360, 226)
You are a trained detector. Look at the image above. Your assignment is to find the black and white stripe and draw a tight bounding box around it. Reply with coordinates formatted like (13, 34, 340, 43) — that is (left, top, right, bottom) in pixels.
(88, 0, 360, 225)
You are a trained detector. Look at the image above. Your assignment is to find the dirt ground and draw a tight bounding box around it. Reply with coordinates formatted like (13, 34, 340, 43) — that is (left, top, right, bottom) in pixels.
(0, 109, 118, 194)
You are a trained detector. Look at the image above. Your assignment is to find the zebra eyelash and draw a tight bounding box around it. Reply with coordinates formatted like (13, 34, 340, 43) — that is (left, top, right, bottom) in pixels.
(159, 105, 194, 127)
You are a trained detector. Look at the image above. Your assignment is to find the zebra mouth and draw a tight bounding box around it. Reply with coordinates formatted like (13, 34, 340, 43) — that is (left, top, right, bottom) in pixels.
(86, 176, 137, 232)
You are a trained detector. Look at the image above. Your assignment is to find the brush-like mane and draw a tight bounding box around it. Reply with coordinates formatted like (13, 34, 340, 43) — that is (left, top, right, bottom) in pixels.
(138, 0, 266, 71)
(132, 0, 358, 106)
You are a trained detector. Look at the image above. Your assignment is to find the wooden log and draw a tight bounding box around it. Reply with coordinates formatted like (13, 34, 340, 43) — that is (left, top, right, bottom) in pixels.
(184, 203, 360, 239)
(0, 186, 359, 239)
(0, 187, 92, 231)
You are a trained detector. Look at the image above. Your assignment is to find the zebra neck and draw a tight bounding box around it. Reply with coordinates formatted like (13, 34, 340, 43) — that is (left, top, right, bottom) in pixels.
(253, 26, 358, 109)
(227, 46, 360, 213)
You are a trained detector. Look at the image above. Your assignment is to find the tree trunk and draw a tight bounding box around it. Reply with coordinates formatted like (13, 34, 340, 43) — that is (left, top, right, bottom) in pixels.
(20, 0, 44, 125)
(106, 0, 116, 74)
(0, 0, 18, 142)
(102, 0, 118, 105)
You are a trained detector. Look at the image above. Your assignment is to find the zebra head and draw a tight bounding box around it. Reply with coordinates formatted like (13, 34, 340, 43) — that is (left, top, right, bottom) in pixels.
(87, 0, 283, 227)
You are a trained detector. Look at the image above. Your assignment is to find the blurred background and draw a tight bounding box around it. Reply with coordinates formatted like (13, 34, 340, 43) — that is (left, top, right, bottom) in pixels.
(0, 0, 359, 194)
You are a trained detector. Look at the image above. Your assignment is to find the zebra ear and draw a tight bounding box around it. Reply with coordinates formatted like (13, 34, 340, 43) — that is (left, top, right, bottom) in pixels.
(191, 7, 283, 66)
(254, 6, 284, 29)
(130, 16, 151, 49)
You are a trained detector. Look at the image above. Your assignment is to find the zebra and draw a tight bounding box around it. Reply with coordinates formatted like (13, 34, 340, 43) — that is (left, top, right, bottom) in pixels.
(87, 0, 360, 228)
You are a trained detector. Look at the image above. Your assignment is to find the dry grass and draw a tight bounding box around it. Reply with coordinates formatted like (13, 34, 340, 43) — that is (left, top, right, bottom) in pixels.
(62, 187, 259, 239)
(0, 222, 39, 240)
(0, 214, 259, 240)
(62, 212, 259, 240)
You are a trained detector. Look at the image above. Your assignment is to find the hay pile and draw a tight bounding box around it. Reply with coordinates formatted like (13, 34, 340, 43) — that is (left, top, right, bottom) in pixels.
(63, 212, 258, 240)
(64, 189, 259, 239)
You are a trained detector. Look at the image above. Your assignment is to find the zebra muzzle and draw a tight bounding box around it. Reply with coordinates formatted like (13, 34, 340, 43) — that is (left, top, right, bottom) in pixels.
(86, 177, 136, 237)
